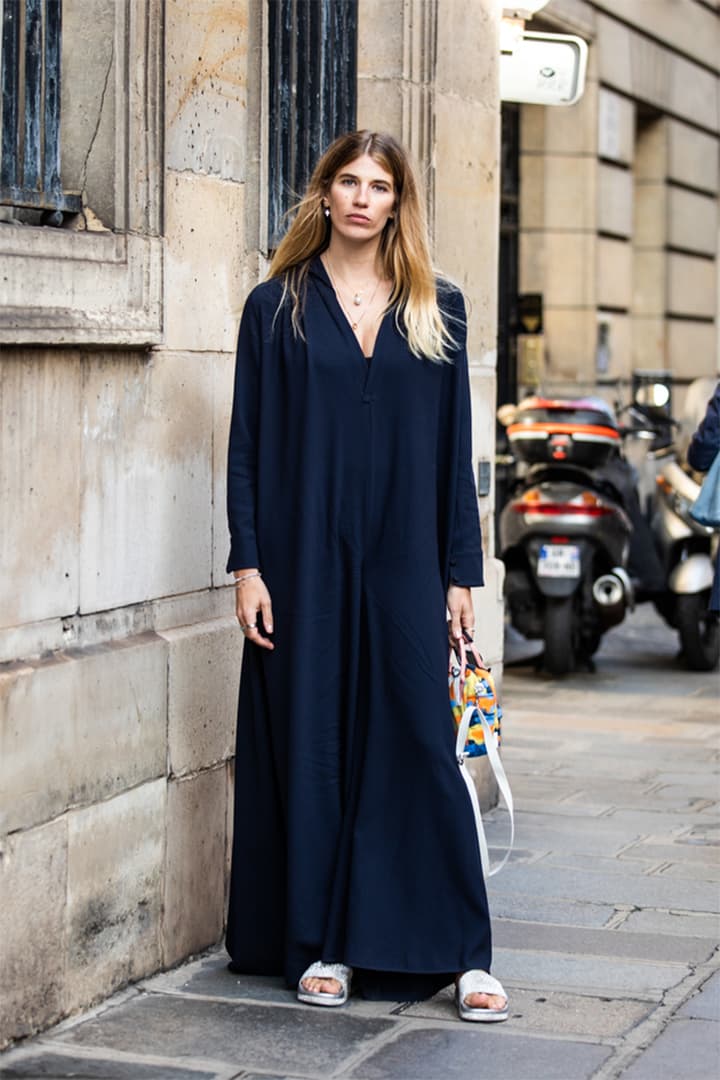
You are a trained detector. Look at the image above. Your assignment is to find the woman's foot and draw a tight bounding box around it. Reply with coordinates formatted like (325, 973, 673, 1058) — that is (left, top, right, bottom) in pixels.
(301, 975, 342, 995)
(456, 971, 509, 1022)
(461, 989, 507, 1010)
(297, 962, 352, 1007)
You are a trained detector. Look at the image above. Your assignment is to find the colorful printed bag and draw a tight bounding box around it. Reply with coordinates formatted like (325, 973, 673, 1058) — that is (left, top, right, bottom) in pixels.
(449, 637, 514, 877)
(449, 640, 502, 757)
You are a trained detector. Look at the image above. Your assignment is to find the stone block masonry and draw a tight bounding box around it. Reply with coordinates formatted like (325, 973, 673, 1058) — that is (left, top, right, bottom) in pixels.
(0, 619, 239, 1048)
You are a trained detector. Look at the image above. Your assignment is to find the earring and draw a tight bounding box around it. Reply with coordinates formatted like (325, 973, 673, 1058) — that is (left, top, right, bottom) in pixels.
(324, 206, 330, 218)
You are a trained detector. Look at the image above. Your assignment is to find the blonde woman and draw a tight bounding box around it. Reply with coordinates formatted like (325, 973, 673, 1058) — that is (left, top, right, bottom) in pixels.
(226, 130, 507, 1021)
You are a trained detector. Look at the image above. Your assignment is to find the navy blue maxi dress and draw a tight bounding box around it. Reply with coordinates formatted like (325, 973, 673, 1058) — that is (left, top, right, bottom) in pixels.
(225, 257, 492, 999)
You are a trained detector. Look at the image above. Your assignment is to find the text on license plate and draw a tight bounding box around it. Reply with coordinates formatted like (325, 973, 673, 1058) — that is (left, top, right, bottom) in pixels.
(537, 544, 581, 578)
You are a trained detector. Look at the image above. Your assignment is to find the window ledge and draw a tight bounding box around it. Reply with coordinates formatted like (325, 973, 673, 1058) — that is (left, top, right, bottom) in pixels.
(0, 227, 163, 347)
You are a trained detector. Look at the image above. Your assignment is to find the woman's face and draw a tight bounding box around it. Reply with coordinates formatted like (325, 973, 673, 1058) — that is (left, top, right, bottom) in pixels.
(325, 153, 396, 244)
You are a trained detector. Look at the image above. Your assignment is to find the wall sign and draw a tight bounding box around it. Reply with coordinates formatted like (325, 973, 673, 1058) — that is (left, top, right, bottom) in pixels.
(500, 30, 588, 106)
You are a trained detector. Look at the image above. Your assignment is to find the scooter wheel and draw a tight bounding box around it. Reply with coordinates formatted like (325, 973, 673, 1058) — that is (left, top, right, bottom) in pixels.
(543, 596, 576, 676)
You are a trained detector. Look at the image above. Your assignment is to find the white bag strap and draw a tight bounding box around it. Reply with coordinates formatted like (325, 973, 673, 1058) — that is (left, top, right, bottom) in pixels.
(454, 683, 515, 878)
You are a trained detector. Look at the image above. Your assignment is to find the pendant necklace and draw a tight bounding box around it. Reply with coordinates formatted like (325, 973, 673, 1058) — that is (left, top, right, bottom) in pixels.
(325, 257, 383, 332)
(330, 262, 374, 307)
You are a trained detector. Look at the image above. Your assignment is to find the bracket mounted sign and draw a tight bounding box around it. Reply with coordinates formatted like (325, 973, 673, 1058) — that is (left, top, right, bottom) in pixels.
(500, 30, 588, 107)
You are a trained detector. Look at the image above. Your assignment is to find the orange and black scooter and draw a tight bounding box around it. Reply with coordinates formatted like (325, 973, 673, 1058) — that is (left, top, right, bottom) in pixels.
(498, 395, 637, 676)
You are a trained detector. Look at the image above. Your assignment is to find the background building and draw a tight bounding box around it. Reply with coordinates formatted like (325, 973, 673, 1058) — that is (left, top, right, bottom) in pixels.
(0, 0, 503, 1045)
(498, 0, 720, 418)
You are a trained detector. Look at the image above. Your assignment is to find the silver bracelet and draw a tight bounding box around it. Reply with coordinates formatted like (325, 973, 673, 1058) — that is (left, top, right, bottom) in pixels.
(231, 571, 262, 586)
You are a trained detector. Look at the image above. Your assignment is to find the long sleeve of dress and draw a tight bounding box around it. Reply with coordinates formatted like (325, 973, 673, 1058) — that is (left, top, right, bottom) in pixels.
(687, 383, 720, 473)
(446, 291, 485, 588)
(226, 293, 262, 572)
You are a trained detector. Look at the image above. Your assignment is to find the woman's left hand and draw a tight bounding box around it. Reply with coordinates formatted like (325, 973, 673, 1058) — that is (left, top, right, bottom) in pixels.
(447, 585, 475, 645)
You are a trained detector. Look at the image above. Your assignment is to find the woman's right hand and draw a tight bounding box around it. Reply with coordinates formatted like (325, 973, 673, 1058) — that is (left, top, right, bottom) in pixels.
(234, 571, 275, 650)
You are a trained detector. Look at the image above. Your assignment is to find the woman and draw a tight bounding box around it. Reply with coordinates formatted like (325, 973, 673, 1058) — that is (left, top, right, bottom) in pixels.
(225, 130, 507, 1021)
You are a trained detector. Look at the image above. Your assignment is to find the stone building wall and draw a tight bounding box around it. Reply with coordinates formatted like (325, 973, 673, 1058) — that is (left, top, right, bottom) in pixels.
(0, 0, 503, 1047)
(519, 0, 720, 404)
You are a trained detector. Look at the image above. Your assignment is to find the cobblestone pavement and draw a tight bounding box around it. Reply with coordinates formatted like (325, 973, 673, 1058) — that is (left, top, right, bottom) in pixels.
(2, 606, 718, 1080)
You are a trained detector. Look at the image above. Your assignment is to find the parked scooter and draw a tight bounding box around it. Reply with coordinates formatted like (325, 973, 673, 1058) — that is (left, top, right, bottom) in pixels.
(629, 385, 719, 671)
(499, 386, 720, 675)
(498, 395, 638, 675)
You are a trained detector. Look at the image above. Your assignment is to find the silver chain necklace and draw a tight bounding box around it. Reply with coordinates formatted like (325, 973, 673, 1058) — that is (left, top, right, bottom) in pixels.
(325, 257, 383, 333)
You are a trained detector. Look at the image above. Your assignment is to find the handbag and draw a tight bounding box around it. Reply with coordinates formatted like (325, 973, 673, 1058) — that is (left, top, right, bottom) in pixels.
(690, 450, 720, 528)
(449, 637, 514, 877)
(449, 640, 502, 757)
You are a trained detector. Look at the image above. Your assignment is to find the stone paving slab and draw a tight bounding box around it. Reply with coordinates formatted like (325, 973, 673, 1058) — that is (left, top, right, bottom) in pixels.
(619, 840, 720, 866)
(653, 769, 720, 784)
(550, 760, 662, 781)
(494, 733, 561, 750)
(487, 807, 690, 842)
(142, 957, 295, 1005)
(142, 956, 405, 1020)
(618, 909, 720, 939)
(492, 827, 631, 857)
(53, 995, 396, 1075)
(487, 893, 616, 926)
(346, 1026, 613, 1080)
(499, 775, 582, 801)
(488, 845, 545, 865)
(619, 1018, 720, 1080)
(600, 808, 720, 834)
(494, 948, 688, 997)
(487, 861, 720, 912)
(484, 813, 650, 855)
(678, 971, 720, 1021)
(535, 851, 661, 876)
(0, 1049, 220, 1079)
(567, 782, 718, 812)
(656, 860, 720, 882)
(681, 821, 720, 844)
(402, 985, 654, 1039)
(493, 918, 715, 965)
(505, 796, 617, 817)
(241, 1075, 305, 1080)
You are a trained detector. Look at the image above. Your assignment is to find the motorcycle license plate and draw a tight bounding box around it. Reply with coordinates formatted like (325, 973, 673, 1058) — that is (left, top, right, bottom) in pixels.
(538, 544, 581, 578)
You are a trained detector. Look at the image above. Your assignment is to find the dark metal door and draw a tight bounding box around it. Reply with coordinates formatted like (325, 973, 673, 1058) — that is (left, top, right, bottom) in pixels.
(268, 0, 358, 248)
(497, 103, 520, 409)
(495, 104, 521, 542)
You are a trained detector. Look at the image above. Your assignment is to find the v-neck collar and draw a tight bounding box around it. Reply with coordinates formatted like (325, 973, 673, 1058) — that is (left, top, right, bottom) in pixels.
(309, 255, 390, 374)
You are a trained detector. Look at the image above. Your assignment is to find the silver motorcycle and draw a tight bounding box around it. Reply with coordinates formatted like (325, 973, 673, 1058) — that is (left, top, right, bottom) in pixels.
(629, 386, 719, 671)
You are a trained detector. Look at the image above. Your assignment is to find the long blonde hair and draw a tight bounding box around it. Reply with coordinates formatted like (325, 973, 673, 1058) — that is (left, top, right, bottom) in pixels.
(268, 130, 457, 360)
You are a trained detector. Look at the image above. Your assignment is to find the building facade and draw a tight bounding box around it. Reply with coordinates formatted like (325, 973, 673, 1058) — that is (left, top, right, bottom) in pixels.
(500, 0, 720, 415)
(0, 0, 504, 1045)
